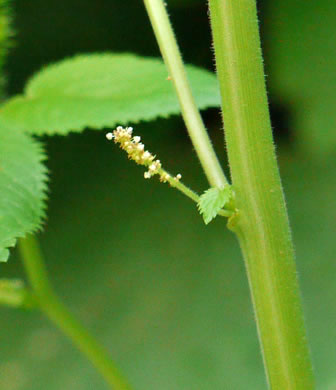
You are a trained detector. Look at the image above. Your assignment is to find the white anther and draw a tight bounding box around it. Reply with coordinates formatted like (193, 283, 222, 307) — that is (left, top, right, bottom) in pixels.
(106, 132, 114, 140)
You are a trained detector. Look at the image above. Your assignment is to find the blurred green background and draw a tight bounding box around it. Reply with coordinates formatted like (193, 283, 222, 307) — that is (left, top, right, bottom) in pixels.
(1, 0, 336, 389)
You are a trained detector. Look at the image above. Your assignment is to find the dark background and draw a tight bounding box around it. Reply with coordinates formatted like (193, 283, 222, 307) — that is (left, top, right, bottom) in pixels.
(1, 1, 336, 389)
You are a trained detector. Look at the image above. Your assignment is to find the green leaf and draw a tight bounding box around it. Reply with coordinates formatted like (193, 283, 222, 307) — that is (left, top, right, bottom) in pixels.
(0, 53, 221, 136)
(267, 0, 336, 158)
(0, 121, 47, 261)
(197, 186, 231, 225)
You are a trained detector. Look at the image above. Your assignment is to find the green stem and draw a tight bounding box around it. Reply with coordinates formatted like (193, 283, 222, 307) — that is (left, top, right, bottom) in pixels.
(158, 168, 233, 217)
(208, 1, 314, 389)
(18, 235, 133, 390)
(143, 0, 228, 188)
(163, 169, 233, 217)
(163, 170, 199, 202)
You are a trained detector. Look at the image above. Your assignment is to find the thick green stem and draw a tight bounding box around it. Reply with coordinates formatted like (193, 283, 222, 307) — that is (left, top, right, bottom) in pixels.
(18, 235, 133, 390)
(143, 0, 228, 188)
(208, 1, 314, 389)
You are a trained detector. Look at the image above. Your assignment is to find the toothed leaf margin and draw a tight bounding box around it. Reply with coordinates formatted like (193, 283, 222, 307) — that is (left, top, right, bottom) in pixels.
(198, 187, 232, 225)
(0, 122, 47, 261)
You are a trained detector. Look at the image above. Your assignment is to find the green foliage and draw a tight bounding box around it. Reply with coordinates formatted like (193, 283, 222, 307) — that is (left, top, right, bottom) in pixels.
(0, 53, 221, 136)
(267, 0, 336, 157)
(1, 138, 335, 389)
(0, 1, 334, 389)
(197, 186, 232, 224)
(0, 122, 47, 261)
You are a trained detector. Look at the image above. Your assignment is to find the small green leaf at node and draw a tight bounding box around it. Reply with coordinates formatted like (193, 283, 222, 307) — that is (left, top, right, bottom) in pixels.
(198, 186, 232, 224)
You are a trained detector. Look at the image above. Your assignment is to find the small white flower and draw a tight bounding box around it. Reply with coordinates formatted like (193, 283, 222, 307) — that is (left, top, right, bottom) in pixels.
(161, 173, 170, 182)
(106, 132, 114, 140)
(133, 136, 141, 143)
(137, 143, 145, 151)
(144, 172, 151, 179)
(143, 151, 152, 160)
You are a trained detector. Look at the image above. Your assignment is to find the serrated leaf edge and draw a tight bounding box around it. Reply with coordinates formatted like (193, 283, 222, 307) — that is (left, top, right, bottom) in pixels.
(0, 133, 49, 262)
(197, 186, 232, 225)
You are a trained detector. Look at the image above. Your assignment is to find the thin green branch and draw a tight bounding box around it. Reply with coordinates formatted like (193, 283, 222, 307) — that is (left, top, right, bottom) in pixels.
(142, 0, 228, 189)
(208, 1, 314, 389)
(18, 235, 133, 390)
(159, 167, 233, 218)
(107, 127, 233, 218)
(158, 167, 199, 202)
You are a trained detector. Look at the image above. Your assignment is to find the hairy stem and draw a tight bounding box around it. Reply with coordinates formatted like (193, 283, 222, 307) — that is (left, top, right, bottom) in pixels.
(18, 235, 133, 390)
(208, 1, 314, 388)
(143, 0, 228, 188)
